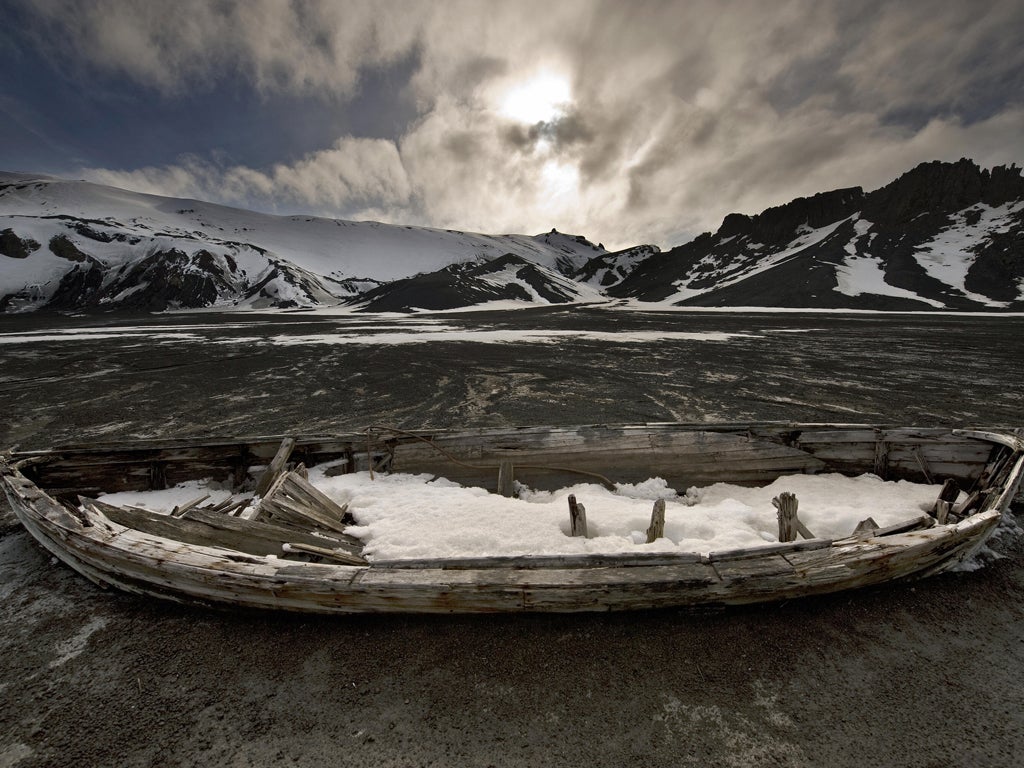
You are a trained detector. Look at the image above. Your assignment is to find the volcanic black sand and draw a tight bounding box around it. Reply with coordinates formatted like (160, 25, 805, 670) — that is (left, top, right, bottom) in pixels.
(1, 307, 1022, 767)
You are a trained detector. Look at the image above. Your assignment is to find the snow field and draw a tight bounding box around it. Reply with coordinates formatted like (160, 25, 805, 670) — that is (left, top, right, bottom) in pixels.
(98, 471, 946, 561)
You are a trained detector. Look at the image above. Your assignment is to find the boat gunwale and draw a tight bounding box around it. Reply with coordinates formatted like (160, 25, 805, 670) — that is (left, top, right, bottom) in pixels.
(9, 421, 1020, 460)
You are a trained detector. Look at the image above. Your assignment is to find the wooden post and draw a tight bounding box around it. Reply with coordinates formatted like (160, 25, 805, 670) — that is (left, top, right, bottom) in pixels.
(568, 494, 588, 538)
(646, 499, 666, 543)
(255, 437, 296, 497)
(873, 433, 890, 480)
(497, 461, 515, 497)
(772, 492, 799, 543)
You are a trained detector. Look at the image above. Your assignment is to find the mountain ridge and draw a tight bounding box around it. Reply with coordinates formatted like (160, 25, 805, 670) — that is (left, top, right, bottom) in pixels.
(1, 159, 1021, 313)
(608, 158, 1023, 311)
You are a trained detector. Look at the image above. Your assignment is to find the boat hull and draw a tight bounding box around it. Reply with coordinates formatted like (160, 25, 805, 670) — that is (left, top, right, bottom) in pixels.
(3, 423, 1022, 614)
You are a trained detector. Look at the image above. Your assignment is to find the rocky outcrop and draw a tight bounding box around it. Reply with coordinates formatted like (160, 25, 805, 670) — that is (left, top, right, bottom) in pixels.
(716, 187, 864, 246)
(355, 253, 585, 312)
(574, 244, 660, 287)
(0, 229, 39, 259)
(864, 158, 1024, 227)
(610, 159, 1024, 311)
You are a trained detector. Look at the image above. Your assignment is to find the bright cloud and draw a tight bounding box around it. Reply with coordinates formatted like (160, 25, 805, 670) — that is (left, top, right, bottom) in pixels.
(498, 72, 572, 125)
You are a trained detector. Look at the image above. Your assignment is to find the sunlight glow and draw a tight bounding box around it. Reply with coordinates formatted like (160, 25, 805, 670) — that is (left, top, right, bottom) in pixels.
(539, 159, 580, 208)
(499, 72, 572, 124)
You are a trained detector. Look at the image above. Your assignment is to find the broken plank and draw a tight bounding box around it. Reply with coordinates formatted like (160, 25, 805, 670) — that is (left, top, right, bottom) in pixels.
(281, 542, 367, 566)
(85, 498, 362, 557)
(254, 437, 296, 497)
(171, 494, 210, 518)
(278, 472, 349, 523)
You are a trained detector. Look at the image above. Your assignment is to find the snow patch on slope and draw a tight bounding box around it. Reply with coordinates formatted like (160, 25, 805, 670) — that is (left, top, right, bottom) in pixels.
(913, 202, 1024, 307)
(835, 218, 944, 307)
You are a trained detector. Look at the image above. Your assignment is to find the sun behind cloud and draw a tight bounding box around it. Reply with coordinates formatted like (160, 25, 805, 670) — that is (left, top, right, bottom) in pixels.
(498, 71, 572, 124)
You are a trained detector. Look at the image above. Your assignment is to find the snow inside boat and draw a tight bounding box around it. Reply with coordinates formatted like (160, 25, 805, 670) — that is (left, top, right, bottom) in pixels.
(2, 424, 1022, 614)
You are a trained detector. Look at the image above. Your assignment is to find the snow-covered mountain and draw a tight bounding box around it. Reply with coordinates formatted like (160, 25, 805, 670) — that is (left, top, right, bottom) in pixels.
(0, 172, 608, 312)
(574, 244, 661, 289)
(356, 253, 604, 312)
(608, 159, 1024, 311)
(1, 159, 1022, 313)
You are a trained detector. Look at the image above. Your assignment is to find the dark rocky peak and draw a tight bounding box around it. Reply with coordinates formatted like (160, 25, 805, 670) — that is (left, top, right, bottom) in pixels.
(471, 253, 532, 273)
(863, 158, 1024, 226)
(717, 213, 752, 239)
(535, 229, 604, 252)
(715, 187, 863, 245)
(982, 163, 1024, 207)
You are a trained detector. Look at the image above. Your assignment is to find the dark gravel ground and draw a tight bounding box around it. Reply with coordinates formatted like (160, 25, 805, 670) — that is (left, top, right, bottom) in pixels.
(1, 307, 1023, 767)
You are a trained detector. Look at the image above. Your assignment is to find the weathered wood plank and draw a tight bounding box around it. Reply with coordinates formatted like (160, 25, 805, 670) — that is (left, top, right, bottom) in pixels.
(279, 471, 349, 522)
(255, 470, 349, 534)
(832, 515, 936, 545)
(170, 494, 210, 518)
(254, 437, 297, 497)
(912, 447, 934, 484)
(281, 542, 367, 565)
(371, 551, 704, 570)
(953, 429, 1024, 452)
(931, 478, 960, 521)
(259, 493, 348, 534)
(711, 555, 797, 585)
(84, 498, 362, 557)
(707, 538, 831, 562)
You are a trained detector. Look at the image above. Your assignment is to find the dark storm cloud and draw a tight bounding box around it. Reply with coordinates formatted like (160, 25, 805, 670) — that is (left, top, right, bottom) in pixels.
(3, 0, 1023, 249)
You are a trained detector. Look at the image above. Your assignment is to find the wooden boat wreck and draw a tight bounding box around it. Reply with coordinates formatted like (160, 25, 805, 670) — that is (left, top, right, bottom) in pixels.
(2, 423, 1022, 614)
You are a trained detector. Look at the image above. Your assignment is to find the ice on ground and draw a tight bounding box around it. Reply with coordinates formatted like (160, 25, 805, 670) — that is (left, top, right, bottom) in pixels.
(266, 329, 754, 346)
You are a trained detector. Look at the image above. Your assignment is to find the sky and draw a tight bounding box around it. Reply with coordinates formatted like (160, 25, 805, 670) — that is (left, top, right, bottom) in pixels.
(1, 0, 1022, 251)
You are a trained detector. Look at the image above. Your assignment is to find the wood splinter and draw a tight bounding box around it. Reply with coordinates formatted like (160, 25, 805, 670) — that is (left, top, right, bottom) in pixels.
(646, 498, 666, 543)
(568, 494, 588, 538)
